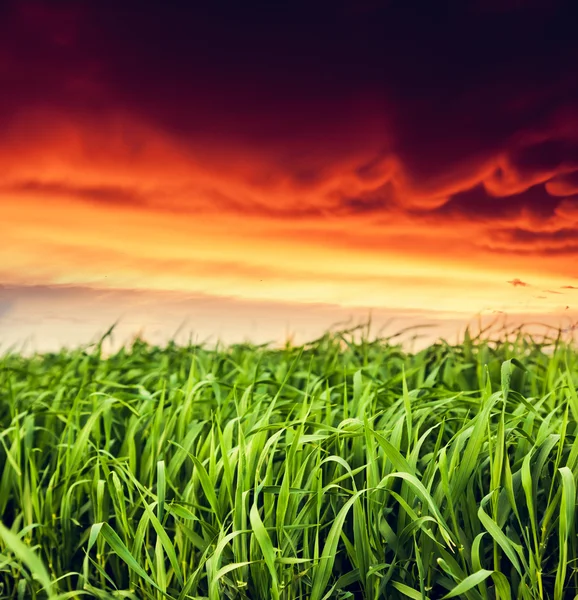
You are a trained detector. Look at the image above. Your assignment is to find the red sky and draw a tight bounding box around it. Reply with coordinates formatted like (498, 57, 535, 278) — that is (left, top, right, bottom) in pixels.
(1, 0, 577, 350)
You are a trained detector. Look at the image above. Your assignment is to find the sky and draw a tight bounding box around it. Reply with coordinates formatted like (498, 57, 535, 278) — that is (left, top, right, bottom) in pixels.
(1, 0, 578, 352)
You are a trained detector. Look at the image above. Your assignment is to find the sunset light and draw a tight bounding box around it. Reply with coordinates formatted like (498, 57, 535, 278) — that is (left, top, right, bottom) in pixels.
(1, 2, 578, 351)
(3, 3, 578, 598)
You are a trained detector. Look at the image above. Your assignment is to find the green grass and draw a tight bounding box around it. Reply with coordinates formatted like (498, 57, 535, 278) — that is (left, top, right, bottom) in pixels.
(0, 324, 577, 599)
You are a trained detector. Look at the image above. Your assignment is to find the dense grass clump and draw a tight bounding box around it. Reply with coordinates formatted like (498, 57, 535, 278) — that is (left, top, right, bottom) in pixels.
(0, 326, 577, 599)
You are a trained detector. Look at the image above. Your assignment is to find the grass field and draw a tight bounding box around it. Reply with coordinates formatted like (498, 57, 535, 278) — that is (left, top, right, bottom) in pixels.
(0, 324, 577, 599)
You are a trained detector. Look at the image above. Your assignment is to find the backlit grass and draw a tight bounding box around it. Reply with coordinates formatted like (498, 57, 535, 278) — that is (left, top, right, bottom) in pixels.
(0, 325, 577, 599)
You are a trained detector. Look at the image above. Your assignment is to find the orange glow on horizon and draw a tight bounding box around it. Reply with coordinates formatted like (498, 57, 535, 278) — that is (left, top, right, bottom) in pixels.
(1, 103, 577, 329)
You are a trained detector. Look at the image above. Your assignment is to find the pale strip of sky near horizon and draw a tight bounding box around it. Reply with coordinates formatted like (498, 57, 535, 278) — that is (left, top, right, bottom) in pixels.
(1, 285, 576, 356)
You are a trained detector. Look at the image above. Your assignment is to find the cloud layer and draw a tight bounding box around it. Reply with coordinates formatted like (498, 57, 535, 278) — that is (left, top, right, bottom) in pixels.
(1, 0, 577, 317)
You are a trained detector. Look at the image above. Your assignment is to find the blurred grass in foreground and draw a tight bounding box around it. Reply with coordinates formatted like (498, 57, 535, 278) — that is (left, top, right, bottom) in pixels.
(0, 323, 577, 599)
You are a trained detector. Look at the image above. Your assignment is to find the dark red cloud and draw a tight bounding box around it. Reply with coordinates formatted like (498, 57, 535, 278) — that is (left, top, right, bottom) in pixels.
(1, 180, 148, 209)
(501, 229, 578, 244)
(429, 184, 562, 221)
(88, 2, 578, 198)
(2, 0, 578, 258)
(546, 172, 578, 196)
(486, 229, 578, 258)
(508, 279, 530, 287)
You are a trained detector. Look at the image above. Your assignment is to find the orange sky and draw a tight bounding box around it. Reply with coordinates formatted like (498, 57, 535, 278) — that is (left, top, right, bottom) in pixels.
(1, 1, 577, 350)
